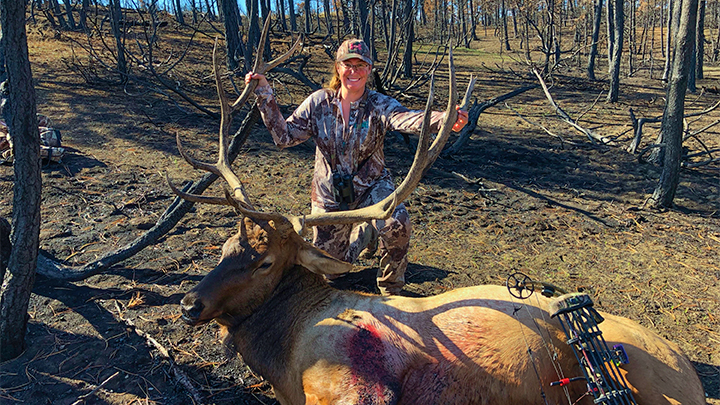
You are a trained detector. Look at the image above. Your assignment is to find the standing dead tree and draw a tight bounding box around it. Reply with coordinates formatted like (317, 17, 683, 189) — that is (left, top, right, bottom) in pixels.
(650, 0, 699, 208)
(0, 0, 42, 361)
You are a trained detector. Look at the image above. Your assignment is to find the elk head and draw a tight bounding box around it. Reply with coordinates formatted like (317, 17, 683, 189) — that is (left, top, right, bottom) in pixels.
(170, 23, 471, 326)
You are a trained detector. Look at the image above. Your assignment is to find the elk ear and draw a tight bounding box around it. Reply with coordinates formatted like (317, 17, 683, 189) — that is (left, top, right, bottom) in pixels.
(297, 245, 352, 275)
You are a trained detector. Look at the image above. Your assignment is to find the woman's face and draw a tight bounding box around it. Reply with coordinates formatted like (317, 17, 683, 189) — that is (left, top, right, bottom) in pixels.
(337, 58, 370, 93)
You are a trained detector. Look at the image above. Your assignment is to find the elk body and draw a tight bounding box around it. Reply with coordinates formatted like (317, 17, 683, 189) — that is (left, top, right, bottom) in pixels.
(180, 216, 706, 405)
(171, 18, 705, 405)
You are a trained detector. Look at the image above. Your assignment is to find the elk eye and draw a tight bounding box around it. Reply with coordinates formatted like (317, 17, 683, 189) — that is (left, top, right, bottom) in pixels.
(256, 262, 272, 271)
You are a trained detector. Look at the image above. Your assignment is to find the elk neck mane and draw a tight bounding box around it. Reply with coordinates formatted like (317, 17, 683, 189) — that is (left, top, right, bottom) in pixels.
(221, 264, 340, 381)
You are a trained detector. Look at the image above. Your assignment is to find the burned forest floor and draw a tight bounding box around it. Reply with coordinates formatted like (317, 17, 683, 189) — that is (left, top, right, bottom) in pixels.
(1, 21, 719, 405)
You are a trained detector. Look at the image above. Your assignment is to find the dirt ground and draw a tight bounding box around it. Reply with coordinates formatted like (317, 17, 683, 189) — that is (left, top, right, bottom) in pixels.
(1, 20, 719, 405)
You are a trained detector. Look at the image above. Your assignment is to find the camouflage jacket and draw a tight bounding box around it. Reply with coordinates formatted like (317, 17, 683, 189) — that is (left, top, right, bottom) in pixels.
(255, 85, 446, 209)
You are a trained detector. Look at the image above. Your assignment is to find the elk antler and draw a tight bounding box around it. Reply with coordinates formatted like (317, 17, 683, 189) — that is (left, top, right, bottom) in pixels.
(168, 15, 301, 215)
(170, 35, 470, 237)
(232, 16, 304, 111)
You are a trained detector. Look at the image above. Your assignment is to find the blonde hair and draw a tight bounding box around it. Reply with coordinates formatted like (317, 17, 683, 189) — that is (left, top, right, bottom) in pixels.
(325, 63, 342, 91)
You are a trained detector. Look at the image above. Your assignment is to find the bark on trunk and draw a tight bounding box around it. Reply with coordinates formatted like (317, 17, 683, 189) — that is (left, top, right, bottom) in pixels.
(109, 0, 127, 78)
(288, 0, 297, 31)
(651, 0, 698, 208)
(0, 0, 42, 362)
(402, 0, 413, 79)
(218, 0, 244, 72)
(606, 0, 623, 102)
(696, 0, 705, 79)
(587, 0, 603, 80)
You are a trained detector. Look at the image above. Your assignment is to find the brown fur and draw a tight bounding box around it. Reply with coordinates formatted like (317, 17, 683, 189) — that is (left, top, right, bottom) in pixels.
(180, 217, 706, 405)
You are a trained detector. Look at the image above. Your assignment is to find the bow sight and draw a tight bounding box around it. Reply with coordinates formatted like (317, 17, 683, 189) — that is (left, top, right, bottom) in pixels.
(506, 272, 639, 405)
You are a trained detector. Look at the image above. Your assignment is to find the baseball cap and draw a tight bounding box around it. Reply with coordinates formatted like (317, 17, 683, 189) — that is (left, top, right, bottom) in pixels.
(336, 39, 373, 66)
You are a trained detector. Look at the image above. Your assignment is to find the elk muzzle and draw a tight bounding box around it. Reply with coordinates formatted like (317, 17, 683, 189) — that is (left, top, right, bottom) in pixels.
(180, 294, 206, 325)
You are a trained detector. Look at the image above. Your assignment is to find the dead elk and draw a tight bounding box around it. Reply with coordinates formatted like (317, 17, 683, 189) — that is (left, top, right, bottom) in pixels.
(169, 23, 705, 405)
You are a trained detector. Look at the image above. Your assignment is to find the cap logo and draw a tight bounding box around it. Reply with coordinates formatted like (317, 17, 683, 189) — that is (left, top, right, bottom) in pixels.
(349, 42, 364, 53)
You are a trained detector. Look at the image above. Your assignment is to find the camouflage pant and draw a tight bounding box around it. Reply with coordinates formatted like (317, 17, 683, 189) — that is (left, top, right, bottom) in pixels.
(312, 178, 411, 295)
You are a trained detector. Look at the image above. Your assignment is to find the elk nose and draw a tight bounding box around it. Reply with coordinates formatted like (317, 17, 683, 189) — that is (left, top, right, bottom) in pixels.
(180, 297, 205, 325)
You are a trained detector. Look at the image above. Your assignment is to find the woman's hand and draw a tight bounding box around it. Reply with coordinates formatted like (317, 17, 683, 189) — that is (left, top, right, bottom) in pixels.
(452, 106, 469, 132)
(245, 72, 270, 88)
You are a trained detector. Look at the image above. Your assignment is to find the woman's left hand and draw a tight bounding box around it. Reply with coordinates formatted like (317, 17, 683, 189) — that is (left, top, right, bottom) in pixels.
(452, 106, 469, 132)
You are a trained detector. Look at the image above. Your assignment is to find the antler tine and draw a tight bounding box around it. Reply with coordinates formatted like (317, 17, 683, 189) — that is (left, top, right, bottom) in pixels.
(168, 39, 256, 211)
(166, 173, 233, 206)
(230, 15, 303, 111)
(427, 44, 458, 165)
(253, 16, 272, 73)
(222, 189, 291, 223)
(458, 74, 476, 111)
(211, 39, 254, 209)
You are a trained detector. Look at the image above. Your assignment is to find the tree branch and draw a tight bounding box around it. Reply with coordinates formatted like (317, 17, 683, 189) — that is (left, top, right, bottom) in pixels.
(442, 84, 537, 156)
(532, 68, 614, 145)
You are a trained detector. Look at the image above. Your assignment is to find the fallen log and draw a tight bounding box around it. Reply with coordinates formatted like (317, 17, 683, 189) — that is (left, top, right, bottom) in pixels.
(532, 68, 614, 145)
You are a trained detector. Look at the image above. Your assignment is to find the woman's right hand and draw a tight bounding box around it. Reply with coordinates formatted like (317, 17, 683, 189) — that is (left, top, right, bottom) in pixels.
(245, 72, 269, 88)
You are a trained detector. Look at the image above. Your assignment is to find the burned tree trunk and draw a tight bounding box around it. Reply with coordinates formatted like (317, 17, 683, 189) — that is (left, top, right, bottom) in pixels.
(288, 0, 297, 31)
(304, 0, 311, 32)
(501, 0, 510, 50)
(587, 0, 603, 80)
(109, 0, 127, 78)
(606, 0, 623, 102)
(651, 0, 698, 208)
(402, 0, 414, 78)
(79, 0, 88, 31)
(218, 0, 244, 72)
(323, 0, 333, 34)
(696, 0, 705, 79)
(62, 0, 76, 29)
(0, 0, 42, 362)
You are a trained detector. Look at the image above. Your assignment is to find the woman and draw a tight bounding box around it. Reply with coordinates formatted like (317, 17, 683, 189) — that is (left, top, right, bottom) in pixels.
(246, 39, 468, 295)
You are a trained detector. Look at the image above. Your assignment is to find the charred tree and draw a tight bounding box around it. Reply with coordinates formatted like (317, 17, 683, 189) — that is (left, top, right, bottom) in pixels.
(323, 0, 333, 35)
(0, 218, 9, 287)
(246, 0, 261, 68)
(402, 0, 413, 78)
(696, 0, 705, 79)
(278, 0, 288, 31)
(174, 0, 185, 24)
(289, 0, 297, 31)
(0, 0, 42, 362)
(79, 0, 89, 31)
(358, 0, 371, 44)
(587, 0, 602, 80)
(109, 0, 127, 79)
(62, 0, 76, 29)
(218, 0, 244, 72)
(650, 0, 698, 208)
(606, 0, 623, 102)
(49, 0, 67, 29)
(501, 0, 509, 50)
(304, 0, 311, 32)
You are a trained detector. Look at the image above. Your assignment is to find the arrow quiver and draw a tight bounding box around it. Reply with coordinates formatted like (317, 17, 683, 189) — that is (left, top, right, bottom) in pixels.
(550, 293, 638, 404)
(506, 273, 639, 405)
